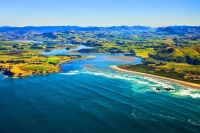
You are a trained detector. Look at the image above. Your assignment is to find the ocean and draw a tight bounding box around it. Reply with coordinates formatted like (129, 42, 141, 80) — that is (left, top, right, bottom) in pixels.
(0, 54, 200, 133)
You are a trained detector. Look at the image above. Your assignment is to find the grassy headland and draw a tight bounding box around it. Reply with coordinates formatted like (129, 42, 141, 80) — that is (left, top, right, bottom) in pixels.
(0, 41, 85, 77)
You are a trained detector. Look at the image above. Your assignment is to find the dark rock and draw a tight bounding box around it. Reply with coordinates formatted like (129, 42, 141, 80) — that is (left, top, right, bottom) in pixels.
(156, 88, 162, 91)
(164, 88, 174, 91)
(66, 47, 70, 50)
(3, 69, 14, 77)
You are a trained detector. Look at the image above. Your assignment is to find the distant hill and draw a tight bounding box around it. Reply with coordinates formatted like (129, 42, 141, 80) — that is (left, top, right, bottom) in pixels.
(1, 25, 200, 43)
(0, 25, 152, 32)
(0, 25, 199, 34)
(156, 26, 200, 35)
(106, 26, 151, 31)
(0, 26, 82, 32)
(35, 32, 58, 40)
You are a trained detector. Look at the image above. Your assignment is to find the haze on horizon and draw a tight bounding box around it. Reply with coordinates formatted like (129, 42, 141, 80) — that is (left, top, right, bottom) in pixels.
(0, 0, 200, 27)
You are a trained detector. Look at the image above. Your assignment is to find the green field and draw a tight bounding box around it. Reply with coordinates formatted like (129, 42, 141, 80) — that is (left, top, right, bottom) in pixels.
(0, 41, 84, 77)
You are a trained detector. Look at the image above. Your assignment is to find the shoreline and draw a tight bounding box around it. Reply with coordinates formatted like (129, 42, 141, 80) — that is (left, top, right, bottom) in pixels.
(1, 55, 96, 78)
(110, 65, 200, 89)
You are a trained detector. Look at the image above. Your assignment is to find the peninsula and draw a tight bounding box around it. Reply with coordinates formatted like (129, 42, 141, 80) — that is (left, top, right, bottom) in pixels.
(0, 41, 85, 77)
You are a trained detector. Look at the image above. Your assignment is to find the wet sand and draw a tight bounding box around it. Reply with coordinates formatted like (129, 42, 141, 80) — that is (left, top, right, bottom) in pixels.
(110, 65, 200, 89)
(106, 56, 136, 62)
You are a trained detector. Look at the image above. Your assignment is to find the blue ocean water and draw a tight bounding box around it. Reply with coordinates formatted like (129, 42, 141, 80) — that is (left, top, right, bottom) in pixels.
(0, 54, 200, 133)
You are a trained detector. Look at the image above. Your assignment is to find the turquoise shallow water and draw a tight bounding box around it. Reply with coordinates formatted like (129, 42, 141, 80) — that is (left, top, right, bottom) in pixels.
(0, 54, 200, 133)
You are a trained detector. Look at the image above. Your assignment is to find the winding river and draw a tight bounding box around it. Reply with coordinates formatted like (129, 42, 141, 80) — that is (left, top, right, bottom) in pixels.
(0, 49, 200, 133)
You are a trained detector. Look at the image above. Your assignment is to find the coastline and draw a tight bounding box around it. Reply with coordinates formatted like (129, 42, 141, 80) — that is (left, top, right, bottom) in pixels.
(110, 65, 200, 89)
(0, 55, 95, 78)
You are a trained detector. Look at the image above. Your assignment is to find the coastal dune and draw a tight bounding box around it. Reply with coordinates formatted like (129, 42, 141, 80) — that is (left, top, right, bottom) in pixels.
(110, 65, 200, 89)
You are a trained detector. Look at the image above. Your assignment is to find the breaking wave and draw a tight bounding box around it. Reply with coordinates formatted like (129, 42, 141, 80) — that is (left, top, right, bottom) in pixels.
(61, 68, 200, 98)
(174, 89, 200, 98)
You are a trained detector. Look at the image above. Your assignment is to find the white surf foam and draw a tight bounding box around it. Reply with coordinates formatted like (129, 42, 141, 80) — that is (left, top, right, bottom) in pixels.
(174, 89, 200, 98)
(61, 68, 200, 98)
(60, 70, 80, 75)
(82, 70, 151, 85)
(159, 114, 200, 126)
(143, 77, 174, 89)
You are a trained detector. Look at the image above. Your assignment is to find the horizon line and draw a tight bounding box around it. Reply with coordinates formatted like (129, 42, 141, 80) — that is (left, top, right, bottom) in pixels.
(0, 25, 200, 28)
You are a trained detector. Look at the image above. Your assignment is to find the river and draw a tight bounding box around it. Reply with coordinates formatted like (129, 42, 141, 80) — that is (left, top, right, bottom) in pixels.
(0, 50, 200, 133)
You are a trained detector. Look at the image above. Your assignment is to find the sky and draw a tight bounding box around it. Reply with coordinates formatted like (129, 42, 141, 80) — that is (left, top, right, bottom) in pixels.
(0, 0, 200, 27)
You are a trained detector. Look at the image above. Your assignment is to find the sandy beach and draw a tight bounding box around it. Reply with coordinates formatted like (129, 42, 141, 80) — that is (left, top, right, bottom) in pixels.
(110, 65, 200, 89)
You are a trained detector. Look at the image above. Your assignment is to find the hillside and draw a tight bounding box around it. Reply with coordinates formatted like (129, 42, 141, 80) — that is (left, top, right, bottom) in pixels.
(150, 45, 200, 65)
